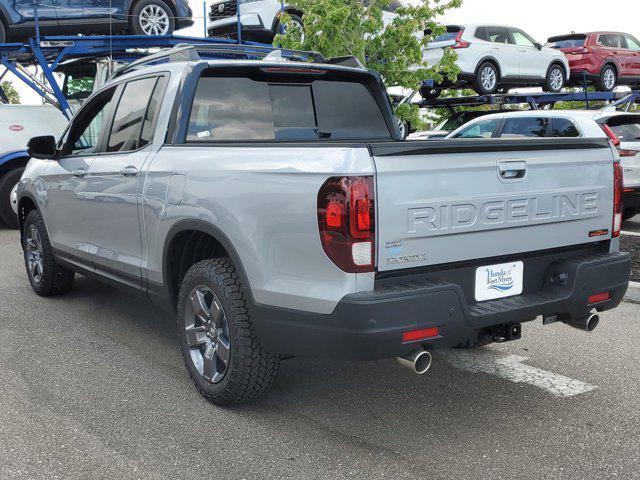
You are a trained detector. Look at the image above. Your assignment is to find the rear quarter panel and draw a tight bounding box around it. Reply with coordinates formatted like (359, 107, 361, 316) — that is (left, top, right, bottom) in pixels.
(141, 144, 375, 314)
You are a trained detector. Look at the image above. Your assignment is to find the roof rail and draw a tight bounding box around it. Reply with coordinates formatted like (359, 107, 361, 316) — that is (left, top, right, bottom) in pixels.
(110, 44, 201, 79)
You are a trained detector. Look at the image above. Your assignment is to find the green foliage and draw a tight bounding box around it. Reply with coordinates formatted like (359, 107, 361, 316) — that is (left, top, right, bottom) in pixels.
(274, 0, 462, 127)
(1, 81, 20, 104)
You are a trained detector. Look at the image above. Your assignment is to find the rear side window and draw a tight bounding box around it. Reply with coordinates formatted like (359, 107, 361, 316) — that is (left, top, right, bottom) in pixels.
(598, 33, 623, 48)
(500, 118, 549, 138)
(107, 76, 158, 152)
(483, 26, 512, 44)
(187, 75, 391, 142)
(552, 118, 581, 138)
(453, 118, 501, 139)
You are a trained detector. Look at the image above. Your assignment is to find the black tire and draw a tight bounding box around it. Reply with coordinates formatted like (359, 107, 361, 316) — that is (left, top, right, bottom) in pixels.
(129, 0, 175, 36)
(596, 64, 617, 92)
(22, 210, 75, 296)
(177, 258, 280, 405)
(544, 64, 566, 93)
(623, 207, 638, 221)
(473, 61, 499, 95)
(0, 168, 23, 229)
(0, 20, 6, 44)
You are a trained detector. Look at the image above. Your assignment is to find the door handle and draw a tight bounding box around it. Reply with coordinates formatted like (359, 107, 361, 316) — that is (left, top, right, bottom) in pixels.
(498, 161, 527, 180)
(72, 169, 86, 178)
(119, 166, 139, 177)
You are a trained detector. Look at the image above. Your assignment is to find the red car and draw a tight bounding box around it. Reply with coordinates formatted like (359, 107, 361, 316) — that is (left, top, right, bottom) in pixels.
(547, 32, 640, 91)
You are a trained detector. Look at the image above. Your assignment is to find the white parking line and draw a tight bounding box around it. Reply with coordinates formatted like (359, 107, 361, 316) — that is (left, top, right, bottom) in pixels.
(438, 349, 597, 398)
(621, 230, 640, 237)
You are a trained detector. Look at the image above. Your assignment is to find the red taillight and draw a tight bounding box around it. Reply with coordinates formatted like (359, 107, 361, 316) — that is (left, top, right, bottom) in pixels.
(613, 162, 623, 238)
(619, 149, 639, 157)
(588, 292, 610, 304)
(451, 29, 470, 49)
(601, 124, 621, 147)
(318, 176, 375, 273)
(402, 327, 439, 343)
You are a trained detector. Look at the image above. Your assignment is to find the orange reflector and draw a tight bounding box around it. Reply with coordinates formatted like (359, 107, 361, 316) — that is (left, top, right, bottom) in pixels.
(402, 327, 439, 343)
(588, 292, 610, 304)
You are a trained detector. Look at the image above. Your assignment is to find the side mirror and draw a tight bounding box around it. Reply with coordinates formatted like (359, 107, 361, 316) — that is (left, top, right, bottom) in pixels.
(535, 42, 543, 50)
(28, 136, 57, 160)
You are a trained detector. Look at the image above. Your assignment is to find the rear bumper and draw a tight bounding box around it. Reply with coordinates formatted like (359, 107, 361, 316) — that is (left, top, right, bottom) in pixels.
(252, 249, 630, 360)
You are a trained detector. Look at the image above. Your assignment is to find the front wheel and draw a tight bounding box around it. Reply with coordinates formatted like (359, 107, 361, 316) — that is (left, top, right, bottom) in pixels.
(130, 0, 175, 36)
(544, 64, 565, 93)
(177, 258, 280, 405)
(473, 62, 499, 95)
(22, 210, 75, 296)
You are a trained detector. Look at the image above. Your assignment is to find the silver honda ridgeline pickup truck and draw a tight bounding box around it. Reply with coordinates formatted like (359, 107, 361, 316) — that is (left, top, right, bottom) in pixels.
(18, 50, 630, 405)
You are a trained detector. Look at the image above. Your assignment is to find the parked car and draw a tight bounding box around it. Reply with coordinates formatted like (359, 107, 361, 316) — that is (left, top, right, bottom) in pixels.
(448, 109, 640, 221)
(596, 113, 640, 220)
(207, 0, 402, 42)
(422, 24, 570, 97)
(547, 32, 640, 92)
(408, 110, 500, 140)
(446, 110, 606, 139)
(18, 48, 629, 405)
(0, 0, 193, 42)
(0, 104, 67, 228)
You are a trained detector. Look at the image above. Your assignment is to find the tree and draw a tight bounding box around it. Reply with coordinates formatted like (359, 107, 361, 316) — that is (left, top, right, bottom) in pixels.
(0, 81, 20, 104)
(274, 0, 462, 128)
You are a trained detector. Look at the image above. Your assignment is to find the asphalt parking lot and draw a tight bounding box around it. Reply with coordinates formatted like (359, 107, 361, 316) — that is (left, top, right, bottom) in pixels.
(1, 226, 639, 480)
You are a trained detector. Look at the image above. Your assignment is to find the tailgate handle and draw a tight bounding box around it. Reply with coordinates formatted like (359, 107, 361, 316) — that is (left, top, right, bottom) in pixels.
(498, 160, 527, 180)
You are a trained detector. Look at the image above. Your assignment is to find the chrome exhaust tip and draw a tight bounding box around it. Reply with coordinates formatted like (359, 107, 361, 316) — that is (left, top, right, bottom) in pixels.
(564, 313, 600, 333)
(398, 349, 433, 375)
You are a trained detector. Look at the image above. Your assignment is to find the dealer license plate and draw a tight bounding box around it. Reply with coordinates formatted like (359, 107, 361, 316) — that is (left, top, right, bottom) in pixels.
(475, 261, 524, 302)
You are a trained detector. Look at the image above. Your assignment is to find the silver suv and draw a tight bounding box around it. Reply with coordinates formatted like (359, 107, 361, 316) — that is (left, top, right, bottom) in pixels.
(17, 49, 630, 405)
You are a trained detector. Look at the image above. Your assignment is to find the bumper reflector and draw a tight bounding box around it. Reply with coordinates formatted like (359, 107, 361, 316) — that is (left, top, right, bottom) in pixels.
(588, 292, 610, 305)
(402, 327, 439, 343)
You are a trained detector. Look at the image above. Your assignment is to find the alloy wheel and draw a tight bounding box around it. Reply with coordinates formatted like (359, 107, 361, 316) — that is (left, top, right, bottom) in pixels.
(139, 5, 170, 36)
(604, 68, 616, 90)
(25, 225, 44, 284)
(549, 68, 564, 91)
(481, 66, 497, 91)
(184, 285, 231, 384)
(10, 182, 18, 215)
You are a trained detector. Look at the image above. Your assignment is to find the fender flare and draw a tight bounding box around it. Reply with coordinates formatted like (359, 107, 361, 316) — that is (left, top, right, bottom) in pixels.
(0, 150, 29, 169)
(600, 58, 619, 75)
(162, 219, 255, 311)
(475, 56, 503, 79)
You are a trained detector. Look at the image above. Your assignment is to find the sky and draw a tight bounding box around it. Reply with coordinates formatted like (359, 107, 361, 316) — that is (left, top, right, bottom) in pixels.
(6, 0, 640, 104)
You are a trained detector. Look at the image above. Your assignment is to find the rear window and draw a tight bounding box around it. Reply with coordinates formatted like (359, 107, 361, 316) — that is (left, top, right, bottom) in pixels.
(500, 118, 549, 138)
(547, 35, 586, 49)
(432, 26, 461, 43)
(606, 118, 640, 141)
(187, 74, 391, 142)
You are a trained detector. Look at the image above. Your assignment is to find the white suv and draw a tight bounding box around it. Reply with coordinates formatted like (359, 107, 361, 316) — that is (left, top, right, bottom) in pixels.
(207, 0, 402, 43)
(422, 24, 570, 97)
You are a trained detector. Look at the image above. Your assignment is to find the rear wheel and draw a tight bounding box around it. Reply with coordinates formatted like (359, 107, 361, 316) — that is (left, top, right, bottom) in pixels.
(0, 168, 23, 229)
(596, 65, 617, 92)
(130, 0, 175, 36)
(177, 258, 280, 405)
(473, 62, 499, 95)
(0, 20, 6, 44)
(420, 86, 441, 100)
(623, 207, 638, 221)
(544, 64, 565, 92)
(22, 210, 75, 296)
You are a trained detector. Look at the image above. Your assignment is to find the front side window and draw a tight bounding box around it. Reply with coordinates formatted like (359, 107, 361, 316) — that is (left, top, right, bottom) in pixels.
(107, 76, 159, 152)
(186, 74, 391, 142)
(512, 29, 536, 48)
(552, 118, 581, 138)
(501, 118, 549, 138)
(62, 88, 115, 157)
(624, 35, 640, 51)
(453, 118, 500, 139)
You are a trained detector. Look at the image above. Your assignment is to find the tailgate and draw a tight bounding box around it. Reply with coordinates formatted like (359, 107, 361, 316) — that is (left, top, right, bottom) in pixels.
(371, 139, 615, 272)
